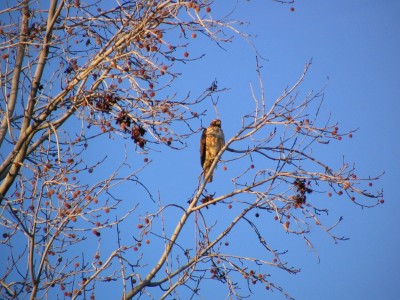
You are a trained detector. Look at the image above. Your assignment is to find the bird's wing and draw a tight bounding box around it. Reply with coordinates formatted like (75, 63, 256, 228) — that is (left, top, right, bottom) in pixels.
(200, 127, 207, 167)
(220, 128, 225, 146)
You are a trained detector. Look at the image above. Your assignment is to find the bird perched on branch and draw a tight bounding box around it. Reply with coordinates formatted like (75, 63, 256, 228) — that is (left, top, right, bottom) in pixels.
(200, 119, 225, 182)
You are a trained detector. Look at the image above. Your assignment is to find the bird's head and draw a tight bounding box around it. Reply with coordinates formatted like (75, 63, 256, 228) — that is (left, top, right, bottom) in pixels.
(210, 119, 222, 127)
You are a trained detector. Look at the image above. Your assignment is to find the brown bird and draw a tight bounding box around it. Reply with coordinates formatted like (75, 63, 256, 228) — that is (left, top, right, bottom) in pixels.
(200, 119, 225, 182)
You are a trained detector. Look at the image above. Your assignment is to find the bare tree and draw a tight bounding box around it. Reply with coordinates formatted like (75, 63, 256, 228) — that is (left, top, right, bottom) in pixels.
(0, 1, 383, 300)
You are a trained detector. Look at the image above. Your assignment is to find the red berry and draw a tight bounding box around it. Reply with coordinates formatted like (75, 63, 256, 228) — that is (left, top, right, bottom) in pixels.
(206, 7, 211, 13)
(183, 52, 189, 58)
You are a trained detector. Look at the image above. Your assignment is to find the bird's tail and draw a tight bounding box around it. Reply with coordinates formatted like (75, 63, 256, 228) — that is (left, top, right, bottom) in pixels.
(203, 164, 213, 183)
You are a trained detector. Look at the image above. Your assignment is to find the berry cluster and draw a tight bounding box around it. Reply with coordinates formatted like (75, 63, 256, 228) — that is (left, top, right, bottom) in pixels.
(115, 110, 147, 148)
(116, 110, 131, 129)
(293, 178, 312, 207)
(210, 266, 226, 282)
(94, 93, 117, 112)
(200, 195, 216, 207)
(131, 125, 146, 148)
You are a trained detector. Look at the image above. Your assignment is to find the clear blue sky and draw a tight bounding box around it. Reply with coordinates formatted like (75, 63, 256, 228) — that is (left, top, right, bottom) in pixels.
(127, 1, 399, 299)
